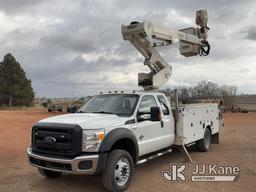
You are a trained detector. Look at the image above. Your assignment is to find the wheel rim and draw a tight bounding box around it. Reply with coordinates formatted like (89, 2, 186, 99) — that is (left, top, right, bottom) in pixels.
(204, 130, 211, 149)
(114, 157, 130, 186)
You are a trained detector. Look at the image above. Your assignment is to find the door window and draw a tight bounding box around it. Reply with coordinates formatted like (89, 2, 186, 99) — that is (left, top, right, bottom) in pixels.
(138, 95, 158, 114)
(157, 95, 170, 115)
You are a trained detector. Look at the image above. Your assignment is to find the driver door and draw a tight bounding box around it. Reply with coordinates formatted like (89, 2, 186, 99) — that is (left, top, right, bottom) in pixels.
(134, 95, 164, 156)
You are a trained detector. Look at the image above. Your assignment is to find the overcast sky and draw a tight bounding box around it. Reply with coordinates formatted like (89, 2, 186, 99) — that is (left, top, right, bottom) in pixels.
(0, 0, 256, 97)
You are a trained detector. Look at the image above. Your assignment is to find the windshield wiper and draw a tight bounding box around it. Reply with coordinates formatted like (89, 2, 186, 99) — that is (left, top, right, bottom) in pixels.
(92, 111, 115, 114)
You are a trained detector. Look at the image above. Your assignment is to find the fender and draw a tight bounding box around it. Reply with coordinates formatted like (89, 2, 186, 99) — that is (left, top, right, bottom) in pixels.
(205, 123, 213, 133)
(95, 128, 139, 174)
(99, 128, 139, 161)
(204, 123, 219, 144)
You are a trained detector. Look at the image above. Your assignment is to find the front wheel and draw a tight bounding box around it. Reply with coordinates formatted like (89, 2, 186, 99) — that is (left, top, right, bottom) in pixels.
(102, 149, 134, 192)
(196, 128, 211, 152)
(38, 168, 62, 178)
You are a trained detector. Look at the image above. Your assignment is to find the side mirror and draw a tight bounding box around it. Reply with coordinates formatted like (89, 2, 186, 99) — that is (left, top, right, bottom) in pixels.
(150, 107, 161, 121)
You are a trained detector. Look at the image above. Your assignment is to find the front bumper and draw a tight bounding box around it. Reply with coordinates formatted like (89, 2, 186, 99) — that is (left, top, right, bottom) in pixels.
(27, 148, 99, 175)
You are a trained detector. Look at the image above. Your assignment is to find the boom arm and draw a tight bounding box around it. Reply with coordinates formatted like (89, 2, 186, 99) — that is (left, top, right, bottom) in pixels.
(121, 10, 210, 90)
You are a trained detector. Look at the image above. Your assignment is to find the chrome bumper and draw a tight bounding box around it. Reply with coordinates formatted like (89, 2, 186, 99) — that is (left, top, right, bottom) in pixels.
(27, 148, 99, 175)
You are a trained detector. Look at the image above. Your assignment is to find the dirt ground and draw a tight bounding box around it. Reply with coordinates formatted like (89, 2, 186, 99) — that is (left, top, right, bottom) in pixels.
(0, 109, 255, 192)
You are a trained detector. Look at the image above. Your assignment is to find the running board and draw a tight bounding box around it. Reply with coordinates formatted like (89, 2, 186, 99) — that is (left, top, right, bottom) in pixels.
(136, 148, 173, 165)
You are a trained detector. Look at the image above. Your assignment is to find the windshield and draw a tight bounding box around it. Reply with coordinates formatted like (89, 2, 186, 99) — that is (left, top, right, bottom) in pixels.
(78, 94, 139, 116)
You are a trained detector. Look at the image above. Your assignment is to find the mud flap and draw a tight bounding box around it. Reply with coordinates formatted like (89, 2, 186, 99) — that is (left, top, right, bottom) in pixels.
(211, 133, 219, 144)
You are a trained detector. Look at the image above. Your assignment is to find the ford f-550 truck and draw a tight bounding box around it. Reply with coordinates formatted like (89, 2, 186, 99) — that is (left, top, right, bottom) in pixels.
(28, 10, 218, 192)
(28, 91, 221, 192)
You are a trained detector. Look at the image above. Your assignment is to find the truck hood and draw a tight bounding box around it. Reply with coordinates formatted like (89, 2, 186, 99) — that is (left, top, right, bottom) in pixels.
(39, 113, 130, 129)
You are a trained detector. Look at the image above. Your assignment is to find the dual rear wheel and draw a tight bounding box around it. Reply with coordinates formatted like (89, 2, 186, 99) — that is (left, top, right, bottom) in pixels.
(196, 128, 212, 152)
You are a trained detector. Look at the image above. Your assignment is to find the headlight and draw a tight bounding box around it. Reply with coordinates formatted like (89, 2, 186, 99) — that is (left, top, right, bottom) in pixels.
(82, 129, 105, 152)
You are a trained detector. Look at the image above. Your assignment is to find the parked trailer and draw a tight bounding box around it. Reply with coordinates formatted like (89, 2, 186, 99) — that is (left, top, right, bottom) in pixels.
(47, 104, 63, 112)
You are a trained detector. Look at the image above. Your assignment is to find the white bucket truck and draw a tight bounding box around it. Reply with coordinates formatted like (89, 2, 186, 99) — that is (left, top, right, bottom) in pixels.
(28, 10, 222, 192)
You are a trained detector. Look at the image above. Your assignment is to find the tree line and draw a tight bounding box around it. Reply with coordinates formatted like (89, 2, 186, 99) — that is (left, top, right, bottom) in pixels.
(0, 53, 34, 107)
(162, 80, 237, 103)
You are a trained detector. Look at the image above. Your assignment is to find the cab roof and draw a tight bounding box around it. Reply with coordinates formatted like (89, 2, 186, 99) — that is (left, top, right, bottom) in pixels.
(98, 90, 165, 96)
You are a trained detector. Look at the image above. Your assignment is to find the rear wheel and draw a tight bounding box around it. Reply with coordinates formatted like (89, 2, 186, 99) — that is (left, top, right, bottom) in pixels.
(196, 128, 211, 152)
(38, 168, 62, 178)
(102, 149, 134, 192)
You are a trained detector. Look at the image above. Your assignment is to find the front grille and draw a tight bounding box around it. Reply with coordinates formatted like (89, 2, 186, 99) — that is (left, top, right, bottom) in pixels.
(32, 123, 82, 157)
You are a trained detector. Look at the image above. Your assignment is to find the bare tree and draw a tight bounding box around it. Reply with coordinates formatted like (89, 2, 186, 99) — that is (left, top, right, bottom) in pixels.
(192, 80, 219, 99)
(161, 80, 238, 104)
(218, 85, 237, 97)
(178, 86, 192, 103)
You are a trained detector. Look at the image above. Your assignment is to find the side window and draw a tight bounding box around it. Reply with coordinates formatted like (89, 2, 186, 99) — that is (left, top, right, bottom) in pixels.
(157, 95, 170, 115)
(138, 95, 158, 114)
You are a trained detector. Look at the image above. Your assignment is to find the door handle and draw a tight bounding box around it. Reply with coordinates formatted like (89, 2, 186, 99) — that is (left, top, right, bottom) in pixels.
(161, 121, 164, 128)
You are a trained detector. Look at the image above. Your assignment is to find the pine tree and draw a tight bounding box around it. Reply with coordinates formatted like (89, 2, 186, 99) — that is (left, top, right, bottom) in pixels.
(0, 53, 34, 106)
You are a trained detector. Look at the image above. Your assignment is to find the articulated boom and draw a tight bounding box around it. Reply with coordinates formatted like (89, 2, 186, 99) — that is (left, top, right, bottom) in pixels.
(121, 9, 210, 90)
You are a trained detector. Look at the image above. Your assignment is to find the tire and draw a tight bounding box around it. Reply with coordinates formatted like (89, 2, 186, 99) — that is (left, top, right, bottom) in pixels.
(196, 128, 211, 152)
(102, 149, 134, 192)
(38, 168, 62, 178)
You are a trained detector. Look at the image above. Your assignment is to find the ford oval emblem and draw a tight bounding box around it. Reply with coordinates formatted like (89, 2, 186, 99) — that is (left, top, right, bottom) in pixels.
(43, 136, 56, 145)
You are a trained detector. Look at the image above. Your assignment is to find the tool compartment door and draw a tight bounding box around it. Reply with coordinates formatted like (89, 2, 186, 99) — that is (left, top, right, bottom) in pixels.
(177, 103, 219, 144)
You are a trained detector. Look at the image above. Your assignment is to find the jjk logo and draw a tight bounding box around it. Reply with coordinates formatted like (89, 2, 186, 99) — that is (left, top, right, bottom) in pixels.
(161, 163, 188, 182)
